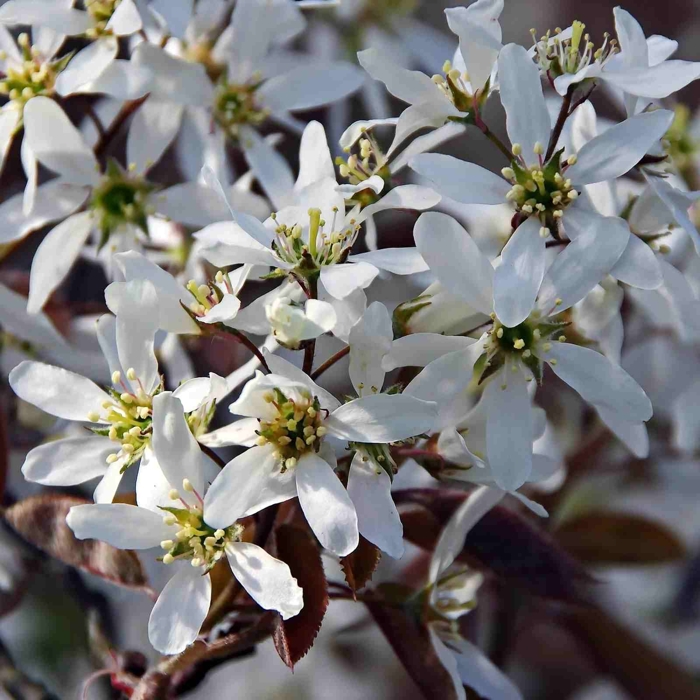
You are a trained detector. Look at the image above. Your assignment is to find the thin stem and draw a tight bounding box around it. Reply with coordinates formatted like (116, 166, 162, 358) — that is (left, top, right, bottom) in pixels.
(546, 85, 575, 161)
(472, 106, 512, 162)
(85, 103, 106, 141)
(200, 443, 226, 469)
(311, 345, 349, 380)
(215, 325, 270, 373)
(94, 94, 150, 159)
(302, 276, 318, 375)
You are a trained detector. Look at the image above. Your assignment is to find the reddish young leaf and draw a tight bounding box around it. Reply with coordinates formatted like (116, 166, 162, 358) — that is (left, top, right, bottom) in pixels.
(341, 536, 381, 594)
(273, 524, 328, 669)
(396, 488, 591, 604)
(366, 600, 460, 700)
(556, 511, 686, 565)
(4, 494, 148, 590)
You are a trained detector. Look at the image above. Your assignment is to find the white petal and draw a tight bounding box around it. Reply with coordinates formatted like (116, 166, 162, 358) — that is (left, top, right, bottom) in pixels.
(0, 182, 87, 245)
(93, 457, 127, 504)
(204, 444, 296, 528)
(23, 97, 99, 186)
(391, 121, 466, 174)
(339, 118, 398, 151)
(0, 282, 65, 348)
(357, 47, 441, 105)
(135, 447, 182, 513)
(67, 503, 171, 549)
(78, 59, 151, 99)
(263, 353, 341, 410)
(493, 216, 545, 327)
(296, 452, 358, 557)
(645, 174, 700, 253)
(484, 368, 533, 491)
(326, 393, 437, 443)
(383, 334, 476, 372)
(320, 262, 378, 300)
(537, 209, 629, 315)
(357, 185, 442, 225)
(414, 212, 494, 313)
(547, 342, 652, 421)
(445, 2, 502, 89)
(9, 360, 109, 421)
(132, 43, 214, 105)
(614, 7, 649, 68)
(604, 61, 700, 98)
(296, 120, 334, 190)
(105, 0, 141, 35)
(0, 2, 92, 35)
(347, 454, 404, 558)
(672, 381, 700, 454)
(410, 153, 510, 205)
(239, 126, 294, 210)
(386, 101, 457, 158)
(348, 247, 427, 276)
(0, 109, 19, 177)
(227, 542, 303, 620)
(429, 484, 504, 582)
(127, 99, 183, 173)
(112, 251, 197, 334)
(198, 417, 260, 448)
(349, 301, 392, 396)
(27, 211, 93, 313)
(610, 232, 662, 289)
(148, 566, 211, 655)
(55, 37, 118, 96)
(199, 294, 242, 325)
(258, 61, 363, 112)
(449, 636, 524, 700)
(151, 393, 219, 499)
(428, 630, 467, 700)
(498, 44, 550, 163)
(105, 279, 159, 392)
(597, 407, 649, 459)
(567, 110, 674, 185)
(22, 436, 110, 486)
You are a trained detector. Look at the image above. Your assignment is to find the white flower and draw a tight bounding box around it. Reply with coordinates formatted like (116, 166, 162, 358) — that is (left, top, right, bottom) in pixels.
(13, 97, 198, 313)
(538, 10, 700, 110)
(129, 0, 363, 184)
(0, 0, 147, 96)
(356, 0, 503, 153)
(67, 391, 303, 655)
(397, 211, 652, 490)
(8, 279, 223, 503)
(426, 485, 524, 700)
(202, 369, 437, 557)
(411, 44, 674, 328)
(265, 295, 336, 349)
(196, 120, 436, 315)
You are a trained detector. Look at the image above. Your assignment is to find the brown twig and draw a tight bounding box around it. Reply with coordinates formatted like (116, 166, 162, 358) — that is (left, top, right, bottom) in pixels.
(546, 85, 575, 161)
(310, 345, 349, 380)
(94, 94, 150, 159)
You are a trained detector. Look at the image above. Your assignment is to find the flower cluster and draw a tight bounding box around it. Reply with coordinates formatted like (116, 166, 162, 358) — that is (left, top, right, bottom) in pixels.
(1, 1, 700, 698)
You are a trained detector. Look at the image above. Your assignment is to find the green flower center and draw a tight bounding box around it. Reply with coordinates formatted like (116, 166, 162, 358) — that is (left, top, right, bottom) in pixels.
(90, 161, 154, 246)
(160, 491, 244, 572)
(213, 79, 268, 139)
(256, 389, 327, 469)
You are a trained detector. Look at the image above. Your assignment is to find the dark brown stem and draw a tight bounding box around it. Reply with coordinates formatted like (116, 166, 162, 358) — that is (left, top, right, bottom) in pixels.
(215, 325, 270, 373)
(85, 103, 106, 141)
(302, 276, 318, 376)
(473, 107, 512, 162)
(200, 443, 226, 469)
(545, 85, 575, 161)
(94, 94, 150, 159)
(310, 345, 349, 380)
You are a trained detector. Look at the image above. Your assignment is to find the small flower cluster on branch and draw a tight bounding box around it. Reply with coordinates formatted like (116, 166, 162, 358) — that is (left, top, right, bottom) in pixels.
(0, 0, 699, 698)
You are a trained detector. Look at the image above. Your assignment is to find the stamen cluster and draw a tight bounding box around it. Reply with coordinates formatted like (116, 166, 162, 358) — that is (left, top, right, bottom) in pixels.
(213, 77, 268, 139)
(186, 270, 235, 318)
(336, 131, 390, 203)
(256, 388, 327, 470)
(0, 34, 66, 108)
(90, 161, 155, 245)
(503, 146, 578, 230)
(88, 369, 162, 470)
(431, 59, 474, 112)
(160, 480, 244, 572)
(476, 310, 569, 386)
(84, 0, 121, 37)
(531, 21, 618, 78)
(271, 208, 360, 270)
